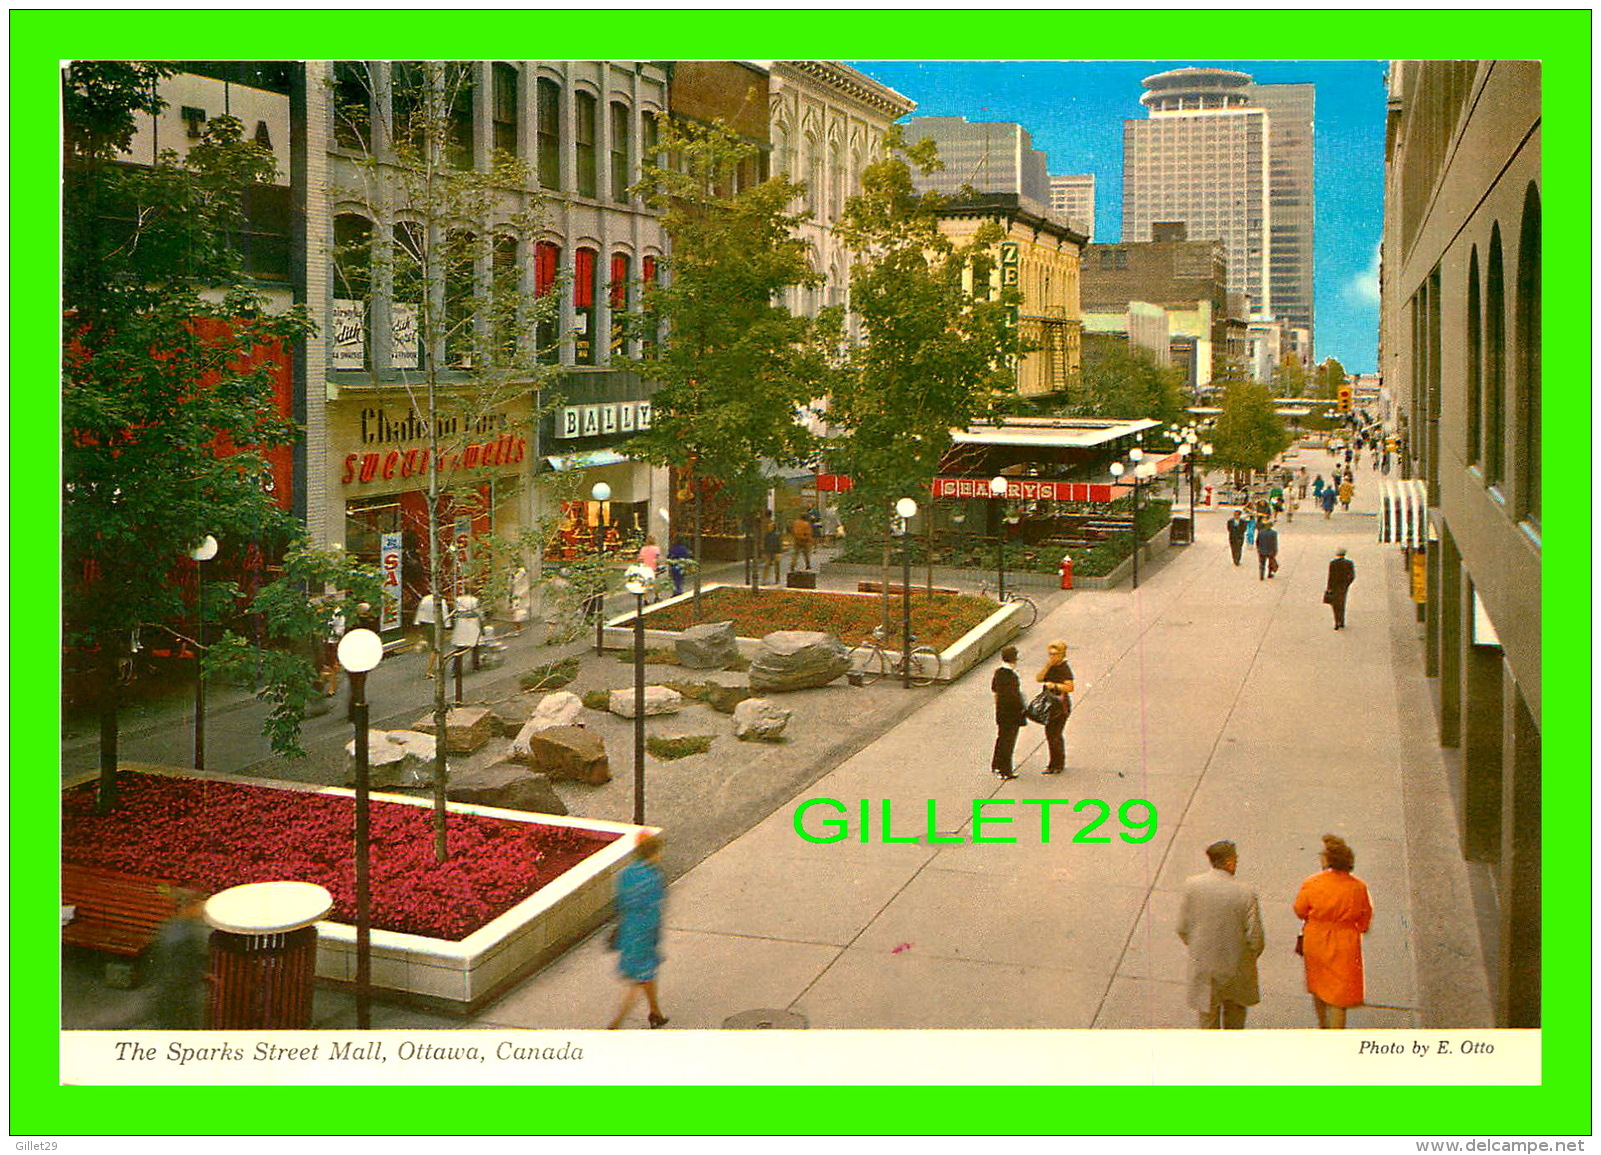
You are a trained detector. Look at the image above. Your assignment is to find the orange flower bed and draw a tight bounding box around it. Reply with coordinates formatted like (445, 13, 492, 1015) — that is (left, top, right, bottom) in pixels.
(645, 587, 996, 650)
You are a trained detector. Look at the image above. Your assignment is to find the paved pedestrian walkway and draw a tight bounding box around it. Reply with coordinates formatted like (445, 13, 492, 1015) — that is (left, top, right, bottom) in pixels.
(468, 447, 1493, 1031)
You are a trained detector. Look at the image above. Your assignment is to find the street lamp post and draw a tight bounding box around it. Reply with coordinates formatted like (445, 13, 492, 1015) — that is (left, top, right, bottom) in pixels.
(336, 627, 384, 1030)
(1110, 456, 1156, 590)
(988, 475, 1008, 600)
(591, 481, 612, 655)
(895, 498, 918, 689)
(624, 564, 653, 824)
(190, 535, 218, 771)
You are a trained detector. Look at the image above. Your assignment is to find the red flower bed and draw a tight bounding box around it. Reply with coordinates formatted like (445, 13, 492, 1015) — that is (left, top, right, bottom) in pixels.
(646, 587, 996, 650)
(63, 772, 619, 941)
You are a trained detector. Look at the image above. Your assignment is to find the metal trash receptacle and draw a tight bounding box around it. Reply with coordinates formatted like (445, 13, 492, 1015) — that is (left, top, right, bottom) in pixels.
(204, 882, 332, 1030)
(786, 570, 817, 589)
(1170, 516, 1193, 545)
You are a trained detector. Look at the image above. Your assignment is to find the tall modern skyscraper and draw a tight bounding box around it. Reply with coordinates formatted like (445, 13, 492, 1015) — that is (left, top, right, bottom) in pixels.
(1250, 81, 1315, 351)
(1048, 173, 1095, 239)
(904, 116, 1051, 216)
(1123, 67, 1316, 354)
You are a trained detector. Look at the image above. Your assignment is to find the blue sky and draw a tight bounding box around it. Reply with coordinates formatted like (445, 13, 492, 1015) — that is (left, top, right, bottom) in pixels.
(847, 60, 1388, 373)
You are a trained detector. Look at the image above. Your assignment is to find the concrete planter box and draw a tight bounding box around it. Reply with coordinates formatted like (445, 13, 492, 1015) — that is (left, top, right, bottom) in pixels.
(821, 561, 1062, 592)
(310, 788, 651, 1010)
(1069, 530, 1174, 590)
(601, 583, 1021, 683)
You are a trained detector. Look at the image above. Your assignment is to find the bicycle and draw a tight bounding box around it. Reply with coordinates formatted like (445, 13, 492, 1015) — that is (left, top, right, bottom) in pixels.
(977, 581, 1039, 630)
(849, 625, 942, 687)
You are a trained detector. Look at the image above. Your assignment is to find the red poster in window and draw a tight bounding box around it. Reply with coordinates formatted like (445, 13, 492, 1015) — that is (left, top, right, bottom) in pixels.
(610, 253, 629, 308)
(535, 241, 559, 296)
(642, 255, 656, 285)
(573, 248, 596, 307)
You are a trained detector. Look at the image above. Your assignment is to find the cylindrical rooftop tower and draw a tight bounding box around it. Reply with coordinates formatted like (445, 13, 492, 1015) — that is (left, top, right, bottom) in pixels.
(1140, 67, 1255, 113)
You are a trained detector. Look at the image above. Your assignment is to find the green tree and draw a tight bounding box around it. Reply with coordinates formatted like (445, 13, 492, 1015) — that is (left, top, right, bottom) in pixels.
(1070, 344, 1188, 428)
(63, 62, 316, 812)
(827, 130, 1021, 561)
(1311, 355, 1347, 400)
(1276, 350, 1308, 396)
(1210, 370, 1291, 480)
(625, 115, 829, 610)
(331, 61, 561, 858)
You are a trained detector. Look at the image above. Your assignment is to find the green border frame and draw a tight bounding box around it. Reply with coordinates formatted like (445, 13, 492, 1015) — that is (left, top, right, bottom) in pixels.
(15, 9, 1590, 1138)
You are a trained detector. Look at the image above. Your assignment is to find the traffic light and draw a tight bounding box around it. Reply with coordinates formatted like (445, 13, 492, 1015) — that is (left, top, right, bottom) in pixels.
(1337, 387, 1353, 413)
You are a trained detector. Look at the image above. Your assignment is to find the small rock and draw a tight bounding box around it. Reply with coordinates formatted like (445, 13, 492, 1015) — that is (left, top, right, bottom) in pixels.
(705, 683, 752, 714)
(733, 697, 792, 741)
(609, 685, 683, 718)
(446, 761, 568, 816)
(676, 620, 739, 669)
(344, 730, 441, 789)
(410, 705, 494, 754)
(518, 726, 610, 785)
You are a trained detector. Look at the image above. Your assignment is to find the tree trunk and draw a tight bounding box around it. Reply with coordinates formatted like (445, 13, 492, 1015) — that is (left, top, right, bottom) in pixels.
(691, 488, 703, 619)
(925, 511, 935, 596)
(880, 530, 891, 634)
(96, 650, 120, 814)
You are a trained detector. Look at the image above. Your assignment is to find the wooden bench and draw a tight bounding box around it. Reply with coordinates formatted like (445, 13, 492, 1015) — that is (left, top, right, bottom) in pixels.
(857, 580, 961, 597)
(62, 863, 181, 958)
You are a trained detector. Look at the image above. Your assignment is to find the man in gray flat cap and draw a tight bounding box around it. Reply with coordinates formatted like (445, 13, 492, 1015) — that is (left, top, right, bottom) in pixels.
(1177, 840, 1264, 1029)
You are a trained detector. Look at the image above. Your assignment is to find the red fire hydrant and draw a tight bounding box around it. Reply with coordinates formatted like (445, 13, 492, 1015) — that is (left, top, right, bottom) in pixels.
(1060, 554, 1074, 590)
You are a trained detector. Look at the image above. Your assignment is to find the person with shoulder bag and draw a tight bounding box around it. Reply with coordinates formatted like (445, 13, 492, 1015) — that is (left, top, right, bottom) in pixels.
(1034, 639, 1076, 774)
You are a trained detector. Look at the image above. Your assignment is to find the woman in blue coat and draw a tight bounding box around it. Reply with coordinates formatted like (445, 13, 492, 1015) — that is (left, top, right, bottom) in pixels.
(608, 832, 669, 1028)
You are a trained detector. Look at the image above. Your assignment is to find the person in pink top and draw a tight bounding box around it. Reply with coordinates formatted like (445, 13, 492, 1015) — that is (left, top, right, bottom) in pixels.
(637, 534, 661, 573)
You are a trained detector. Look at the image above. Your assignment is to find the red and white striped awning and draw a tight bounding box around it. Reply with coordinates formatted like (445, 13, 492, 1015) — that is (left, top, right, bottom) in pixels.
(1378, 479, 1429, 546)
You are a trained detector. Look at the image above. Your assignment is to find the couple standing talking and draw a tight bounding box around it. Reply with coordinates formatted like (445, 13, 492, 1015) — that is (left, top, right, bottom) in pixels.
(990, 641, 1074, 779)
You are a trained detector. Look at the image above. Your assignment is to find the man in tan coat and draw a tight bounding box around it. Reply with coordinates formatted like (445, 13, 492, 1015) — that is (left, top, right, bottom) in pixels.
(1176, 839, 1265, 1028)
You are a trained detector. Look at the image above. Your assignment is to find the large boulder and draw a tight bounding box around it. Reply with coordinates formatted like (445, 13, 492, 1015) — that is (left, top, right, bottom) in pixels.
(705, 683, 752, 715)
(676, 620, 739, 669)
(446, 761, 568, 816)
(733, 697, 792, 742)
(749, 630, 850, 692)
(609, 685, 683, 718)
(518, 726, 610, 785)
(344, 730, 441, 789)
(410, 705, 494, 754)
(508, 691, 585, 759)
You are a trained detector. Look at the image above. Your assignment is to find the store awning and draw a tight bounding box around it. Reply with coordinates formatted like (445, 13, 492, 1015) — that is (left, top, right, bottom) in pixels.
(1378, 479, 1429, 546)
(952, 416, 1161, 449)
(543, 449, 631, 471)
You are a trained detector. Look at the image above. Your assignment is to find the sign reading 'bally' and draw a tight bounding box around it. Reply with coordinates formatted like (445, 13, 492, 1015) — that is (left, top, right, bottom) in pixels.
(557, 401, 652, 439)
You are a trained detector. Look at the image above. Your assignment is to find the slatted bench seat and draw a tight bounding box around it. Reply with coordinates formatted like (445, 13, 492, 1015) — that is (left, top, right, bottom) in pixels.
(62, 863, 181, 958)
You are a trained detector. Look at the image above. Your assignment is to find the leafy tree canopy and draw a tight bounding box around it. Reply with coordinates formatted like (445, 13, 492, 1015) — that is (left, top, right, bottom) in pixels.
(1210, 370, 1291, 472)
(1068, 343, 1188, 429)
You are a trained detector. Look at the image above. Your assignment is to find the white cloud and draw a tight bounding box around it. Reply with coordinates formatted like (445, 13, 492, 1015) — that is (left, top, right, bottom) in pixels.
(1344, 243, 1381, 307)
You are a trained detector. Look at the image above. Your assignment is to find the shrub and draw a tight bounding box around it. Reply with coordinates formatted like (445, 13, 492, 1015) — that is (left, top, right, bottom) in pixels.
(519, 657, 580, 692)
(646, 734, 714, 760)
(660, 680, 710, 701)
(581, 690, 611, 712)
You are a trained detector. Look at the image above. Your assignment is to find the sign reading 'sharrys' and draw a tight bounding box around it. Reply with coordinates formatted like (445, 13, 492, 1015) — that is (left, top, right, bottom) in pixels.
(341, 405, 528, 486)
(557, 401, 652, 439)
(932, 477, 1129, 502)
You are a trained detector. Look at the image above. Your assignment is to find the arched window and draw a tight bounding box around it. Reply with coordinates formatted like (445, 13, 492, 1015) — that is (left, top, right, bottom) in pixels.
(536, 78, 561, 190)
(609, 251, 631, 357)
(491, 233, 519, 363)
(332, 213, 372, 369)
(390, 62, 427, 158)
(575, 92, 598, 198)
(805, 133, 821, 215)
(445, 63, 474, 170)
(772, 120, 789, 177)
(1465, 247, 1481, 465)
(534, 240, 561, 361)
(390, 222, 423, 369)
(573, 246, 598, 364)
(444, 228, 478, 368)
(641, 254, 661, 353)
(332, 62, 370, 152)
(491, 63, 519, 158)
(1485, 225, 1506, 488)
(1515, 184, 1540, 524)
(610, 101, 631, 203)
(829, 138, 844, 222)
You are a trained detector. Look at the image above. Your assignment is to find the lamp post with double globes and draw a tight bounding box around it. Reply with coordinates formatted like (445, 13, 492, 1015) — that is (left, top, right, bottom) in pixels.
(1110, 454, 1159, 590)
(190, 534, 218, 771)
(336, 626, 384, 1029)
(590, 481, 612, 655)
(623, 563, 653, 825)
(894, 498, 918, 689)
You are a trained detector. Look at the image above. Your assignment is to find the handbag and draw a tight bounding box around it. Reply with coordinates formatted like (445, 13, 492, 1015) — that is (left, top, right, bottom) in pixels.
(1294, 931, 1305, 956)
(1024, 689, 1056, 725)
(1321, 589, 1334, 604)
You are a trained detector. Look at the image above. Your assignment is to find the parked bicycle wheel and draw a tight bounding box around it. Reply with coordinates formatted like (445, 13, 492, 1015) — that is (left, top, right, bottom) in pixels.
(850, 641, 889, 685)
(908, 645, 941, 687)
(1009, 594, 1039, 629)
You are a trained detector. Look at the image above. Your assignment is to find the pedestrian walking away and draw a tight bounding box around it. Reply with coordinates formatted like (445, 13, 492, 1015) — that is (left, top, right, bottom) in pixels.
(607, 831, 670, 1029)
(1177, 841, 1264, 1029)
(1338, 479, 1354, 510)
(1255, 520, 1280, 580)
(789, 513, 814, 573)
(1244, 509, 1257, 547)
(666, 538, 692, 597)
(762, 519, 783, 584)
(1321, 487, 1337, 519)
(1312, 474, 1325, 499)
(989, 644, 1026, 780)
(637, 534, 661, 575)
(414, 591, 451, 678)
(1324, 547, 1356, 630)
(1226, 510, 1247, 566)
(1035, 640, 1075, 774)
(1297, 467, 1309, 499)
(1293, 834, 1373, 1030)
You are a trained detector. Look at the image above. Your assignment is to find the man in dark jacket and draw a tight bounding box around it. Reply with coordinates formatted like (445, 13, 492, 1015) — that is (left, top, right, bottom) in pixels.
(1325, 547, 1356, 630)
(990, 645, 1026, 780)
(1255, 521, 1279, 581)
(1226, 511, 1247, 566)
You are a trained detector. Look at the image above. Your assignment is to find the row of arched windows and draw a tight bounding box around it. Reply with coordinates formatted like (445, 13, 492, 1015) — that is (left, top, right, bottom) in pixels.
(330, 211, 659, 372)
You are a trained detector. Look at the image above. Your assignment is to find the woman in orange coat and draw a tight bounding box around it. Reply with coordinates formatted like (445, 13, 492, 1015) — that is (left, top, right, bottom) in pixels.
(1293, 833, 1373, 1029)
